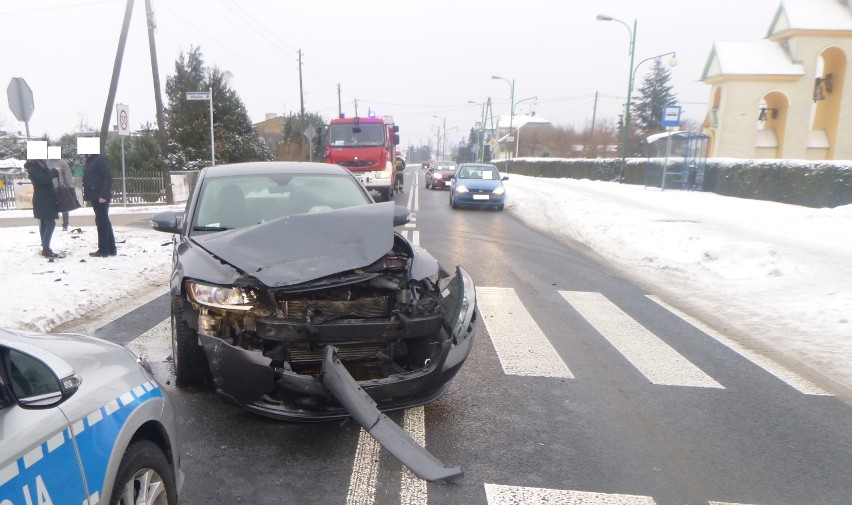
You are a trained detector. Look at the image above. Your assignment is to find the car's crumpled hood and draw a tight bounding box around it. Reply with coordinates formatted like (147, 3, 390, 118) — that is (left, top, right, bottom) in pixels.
(191, 201, 395, 287)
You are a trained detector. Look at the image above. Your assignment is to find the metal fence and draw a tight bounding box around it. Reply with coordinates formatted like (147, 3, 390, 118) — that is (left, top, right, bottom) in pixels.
(0, 170, 199, 210)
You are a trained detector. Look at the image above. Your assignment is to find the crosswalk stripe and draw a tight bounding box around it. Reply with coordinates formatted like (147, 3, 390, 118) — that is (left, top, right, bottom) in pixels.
(400, 407, 427, 505)
(559, 291, 724, 388)
(477, 287, 574, 378)
(346, 428, 381, 505)
(484, 483, 657, 504)
(648, 296, 832, 396)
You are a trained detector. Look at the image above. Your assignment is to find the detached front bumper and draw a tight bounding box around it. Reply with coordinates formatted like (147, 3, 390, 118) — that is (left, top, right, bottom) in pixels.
(197, 266, 477, 421)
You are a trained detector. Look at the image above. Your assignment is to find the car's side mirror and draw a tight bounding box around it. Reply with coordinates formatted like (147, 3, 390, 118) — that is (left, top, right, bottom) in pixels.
(150, 211, 183, 234)
(4, 347, 77, 409)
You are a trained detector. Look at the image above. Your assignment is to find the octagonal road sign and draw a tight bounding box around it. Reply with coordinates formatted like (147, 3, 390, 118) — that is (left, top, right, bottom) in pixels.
(7, 77, 34, 123)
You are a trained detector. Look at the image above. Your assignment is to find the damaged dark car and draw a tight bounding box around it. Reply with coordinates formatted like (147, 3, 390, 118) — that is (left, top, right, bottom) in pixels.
(151, 162, 477, 431)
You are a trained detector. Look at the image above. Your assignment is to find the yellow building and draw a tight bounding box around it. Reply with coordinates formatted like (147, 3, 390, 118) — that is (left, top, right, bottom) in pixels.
(701, 0, 852, 160)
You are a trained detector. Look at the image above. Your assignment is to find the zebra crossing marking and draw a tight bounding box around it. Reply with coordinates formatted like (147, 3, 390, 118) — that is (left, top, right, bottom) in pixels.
(476, 287, 574, 378)
(484, 483, 656, 504)
(559, 291, 724, 388)
(648, 296, 831, 396)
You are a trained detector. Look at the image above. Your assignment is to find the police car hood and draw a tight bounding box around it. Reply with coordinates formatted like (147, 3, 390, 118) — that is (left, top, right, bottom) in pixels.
(191, 202, 395, 287)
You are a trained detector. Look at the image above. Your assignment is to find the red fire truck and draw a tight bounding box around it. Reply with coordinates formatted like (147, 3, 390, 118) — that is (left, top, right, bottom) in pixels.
(326, 116, 400, 201)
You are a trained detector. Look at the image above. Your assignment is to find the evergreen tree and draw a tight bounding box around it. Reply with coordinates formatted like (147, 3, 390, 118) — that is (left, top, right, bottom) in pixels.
(629, 58, 678, 155)
(275, 112, 327, 161)
(164, 46, 269, 170)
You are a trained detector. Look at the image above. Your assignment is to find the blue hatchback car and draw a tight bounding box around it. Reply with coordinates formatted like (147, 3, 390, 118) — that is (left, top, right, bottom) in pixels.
(449, 163, 508, 210)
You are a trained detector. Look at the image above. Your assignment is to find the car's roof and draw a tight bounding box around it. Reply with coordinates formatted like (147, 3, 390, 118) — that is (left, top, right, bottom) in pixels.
(200, 161, 349, 178)
(458, 163, 497, 169)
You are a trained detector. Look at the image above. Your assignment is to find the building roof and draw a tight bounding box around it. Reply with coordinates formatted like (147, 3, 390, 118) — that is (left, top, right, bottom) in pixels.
(768, 0, 852, 37)
(701, 40, 804, 81)
(494, 114, 551, 129)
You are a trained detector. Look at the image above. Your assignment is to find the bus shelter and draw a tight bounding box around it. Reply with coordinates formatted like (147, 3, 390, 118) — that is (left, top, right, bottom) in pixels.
(644, 131, 709, 191)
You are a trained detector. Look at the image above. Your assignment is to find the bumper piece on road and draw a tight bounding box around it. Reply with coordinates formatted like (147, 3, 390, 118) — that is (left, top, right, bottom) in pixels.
(320, 345, 463, 483)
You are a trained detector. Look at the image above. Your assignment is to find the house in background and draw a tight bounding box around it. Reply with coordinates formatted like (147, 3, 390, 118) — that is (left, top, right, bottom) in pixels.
(701, 0, 852, 160)
(492, 114, 556, 158)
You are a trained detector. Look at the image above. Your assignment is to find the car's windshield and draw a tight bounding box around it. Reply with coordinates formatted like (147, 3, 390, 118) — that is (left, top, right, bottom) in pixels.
(192, 173, 370, 232)
(457, 165, 499, 180)
(328, 123, 385, 147)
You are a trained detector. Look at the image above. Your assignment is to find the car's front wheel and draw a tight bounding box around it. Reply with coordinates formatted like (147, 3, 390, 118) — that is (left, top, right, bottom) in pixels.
(171, 297, 208, 387)
(450, 193, 458, 209)
(110, 440, 177, 505)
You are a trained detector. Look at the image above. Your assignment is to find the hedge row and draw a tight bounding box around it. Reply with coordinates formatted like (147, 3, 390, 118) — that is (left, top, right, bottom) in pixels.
(490, 158, 852, 208)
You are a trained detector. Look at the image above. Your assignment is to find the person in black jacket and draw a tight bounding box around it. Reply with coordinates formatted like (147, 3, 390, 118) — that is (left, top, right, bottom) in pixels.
(82, 153, 116, 257)
(25, 159, 60, 258)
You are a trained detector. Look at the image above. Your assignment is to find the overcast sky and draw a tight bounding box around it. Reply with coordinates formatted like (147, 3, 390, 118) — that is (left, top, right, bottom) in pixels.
(2, 0, 781, 152)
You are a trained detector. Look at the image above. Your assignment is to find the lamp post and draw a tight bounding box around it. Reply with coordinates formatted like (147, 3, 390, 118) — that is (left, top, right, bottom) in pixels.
(432, 115, 446, 160)
(512, 96, 537, 157)
(597, 14, 678, 183)
(492, 75, 514, 172)
(596, 14, 635, 182)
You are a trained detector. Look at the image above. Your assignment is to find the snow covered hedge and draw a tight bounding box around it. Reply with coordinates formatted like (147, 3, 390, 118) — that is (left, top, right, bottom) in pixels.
(492, 157, 852, 208)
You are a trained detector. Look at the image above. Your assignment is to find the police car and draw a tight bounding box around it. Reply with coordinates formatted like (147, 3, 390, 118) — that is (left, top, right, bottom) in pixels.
(0, 328, 182, 504)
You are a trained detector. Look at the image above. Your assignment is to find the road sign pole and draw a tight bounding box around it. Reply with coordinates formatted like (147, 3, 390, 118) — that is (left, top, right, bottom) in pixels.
(121, 136, 127, 206)
(209, 87, 215, 166)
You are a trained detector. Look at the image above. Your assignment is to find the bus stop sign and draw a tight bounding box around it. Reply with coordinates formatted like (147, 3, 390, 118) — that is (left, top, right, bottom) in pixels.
(7, 77, 34, 122)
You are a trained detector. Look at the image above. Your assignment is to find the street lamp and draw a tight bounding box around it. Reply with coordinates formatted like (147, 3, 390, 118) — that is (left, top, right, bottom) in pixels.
(512, 96, 537, 157)
(432, 115, 446, 160)
(492, 75, 514, 172)
(596, 14, 635, 182)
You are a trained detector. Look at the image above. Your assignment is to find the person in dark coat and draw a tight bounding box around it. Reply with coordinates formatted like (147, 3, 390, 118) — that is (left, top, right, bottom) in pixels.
(25, 159, 60, 258)
(82, 153, 116, 257)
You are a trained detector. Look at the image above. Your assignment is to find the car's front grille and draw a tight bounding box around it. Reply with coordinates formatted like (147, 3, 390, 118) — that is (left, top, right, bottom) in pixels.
(280, 296, 390, 320)
(339, 160, 374, 168)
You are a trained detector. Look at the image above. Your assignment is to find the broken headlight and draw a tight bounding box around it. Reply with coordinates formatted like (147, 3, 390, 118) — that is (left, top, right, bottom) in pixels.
(187, 281, 254, 311)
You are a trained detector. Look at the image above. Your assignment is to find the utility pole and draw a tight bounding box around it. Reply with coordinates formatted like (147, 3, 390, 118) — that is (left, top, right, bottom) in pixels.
(100, 0, 134, 153)
(298, 49, 305, 156)
(337, 84, 342, 118)
(353, 99, 358, 117)
(145, 0, 173, 203)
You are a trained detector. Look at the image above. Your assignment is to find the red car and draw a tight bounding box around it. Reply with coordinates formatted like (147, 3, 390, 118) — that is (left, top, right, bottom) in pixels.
(425, 161, 457, 190)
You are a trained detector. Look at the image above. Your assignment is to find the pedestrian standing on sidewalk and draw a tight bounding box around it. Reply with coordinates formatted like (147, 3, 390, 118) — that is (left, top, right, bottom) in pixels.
(83, 153, 116, 257)
(25, 158, 59, 258)
(49, 158, 75, 231)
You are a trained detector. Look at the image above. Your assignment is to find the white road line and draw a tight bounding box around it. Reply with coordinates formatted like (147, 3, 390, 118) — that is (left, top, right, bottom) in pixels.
(400, 407, 427, 505)
(412, 230, 419, 247)
(648, 296, 832, 396)
(559, 291, 723, 388)
(484, 483, 657, 504)
(407, 173, 416, 210)
(346, 428, 382, 505)
(477, 287, 574, 378)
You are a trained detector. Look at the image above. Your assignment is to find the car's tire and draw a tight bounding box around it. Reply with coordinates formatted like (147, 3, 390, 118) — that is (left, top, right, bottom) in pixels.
(497, 204, 504, 211)
(171, 297, 208, 388)
(381, 187, 392, 201)
(450, 194, 458, 209)
(109, 440, 177, 505)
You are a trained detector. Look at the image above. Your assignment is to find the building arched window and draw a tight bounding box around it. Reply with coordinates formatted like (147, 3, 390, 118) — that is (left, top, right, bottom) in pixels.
(756, 91, 788, 158)
(810, 47, 846, 159)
